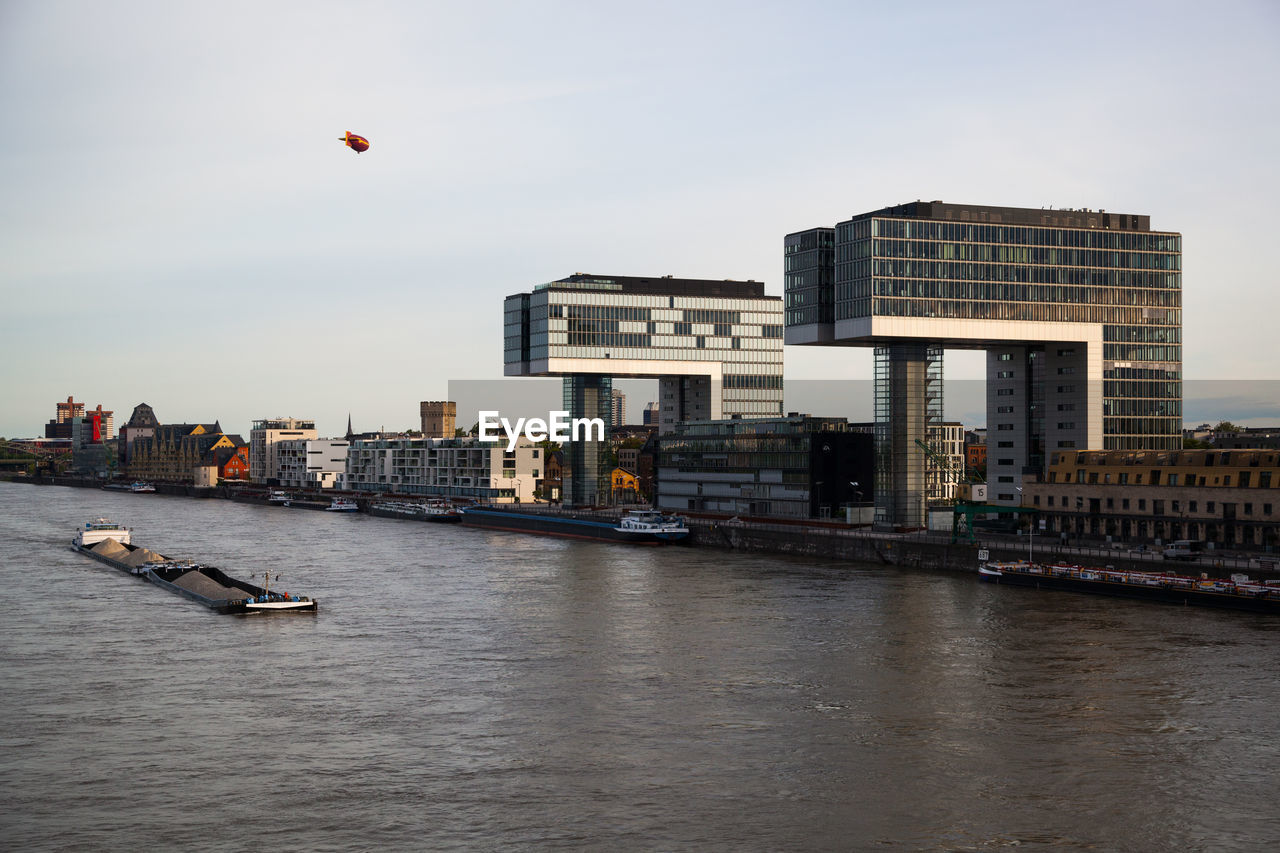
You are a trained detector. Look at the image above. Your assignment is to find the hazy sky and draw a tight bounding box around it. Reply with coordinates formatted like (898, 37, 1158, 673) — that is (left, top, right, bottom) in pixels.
(3, 1, 1278, 438)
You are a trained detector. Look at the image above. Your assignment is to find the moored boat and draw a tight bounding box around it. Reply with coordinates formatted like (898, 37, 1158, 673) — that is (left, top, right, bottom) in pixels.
(268, 490, 291, 504)
(979, 559, 1280, 614)
(460, 506, 688, 544)
(326, 497, 359, 512)
(130, 481, 156, 493)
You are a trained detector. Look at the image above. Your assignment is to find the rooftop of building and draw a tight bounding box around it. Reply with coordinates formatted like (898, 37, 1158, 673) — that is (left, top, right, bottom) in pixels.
(529, 273, 769, 299)
(849, 200, 1168, 233)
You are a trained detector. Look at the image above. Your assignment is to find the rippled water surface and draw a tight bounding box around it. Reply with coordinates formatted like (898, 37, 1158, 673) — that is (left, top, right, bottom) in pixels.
(2, 482, 1279, 851)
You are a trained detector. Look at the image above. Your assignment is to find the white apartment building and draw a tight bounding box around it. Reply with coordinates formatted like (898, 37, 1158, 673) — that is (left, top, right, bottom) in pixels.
(925, 421, 966, 504)
(341, 436, 541, 503)
(275, 439, 350, 490)
(250, 417, 318, 484)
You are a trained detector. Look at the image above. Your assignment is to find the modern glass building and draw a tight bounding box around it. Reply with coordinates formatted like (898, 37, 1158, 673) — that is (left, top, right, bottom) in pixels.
(653, 415, 872, 519)
(786, 201, 1182, 525)
(505, 273, 784, 505)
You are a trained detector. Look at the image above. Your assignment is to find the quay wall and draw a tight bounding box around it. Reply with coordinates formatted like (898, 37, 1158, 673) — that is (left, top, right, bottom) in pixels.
(13, 475, 1276, 579)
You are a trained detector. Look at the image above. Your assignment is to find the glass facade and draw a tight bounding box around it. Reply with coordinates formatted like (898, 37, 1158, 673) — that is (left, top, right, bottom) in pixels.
(786, 203, 1183, 461)
(505, 275, 785, 421)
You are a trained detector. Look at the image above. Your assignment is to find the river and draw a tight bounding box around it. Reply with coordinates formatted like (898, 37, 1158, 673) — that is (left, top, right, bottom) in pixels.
(1, 481, 1278, 851)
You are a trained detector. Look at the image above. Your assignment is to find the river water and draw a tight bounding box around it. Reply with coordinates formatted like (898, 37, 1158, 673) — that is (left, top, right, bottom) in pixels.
(1, 481, 1278, 851)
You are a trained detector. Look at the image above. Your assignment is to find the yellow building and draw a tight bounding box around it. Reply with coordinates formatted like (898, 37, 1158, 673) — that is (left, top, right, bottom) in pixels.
(1025, 449, 1279, 550)
(611, 467, 641, 505)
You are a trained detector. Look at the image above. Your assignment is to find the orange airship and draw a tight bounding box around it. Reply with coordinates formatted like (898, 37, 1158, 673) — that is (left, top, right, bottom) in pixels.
(339, 131, 370, 153)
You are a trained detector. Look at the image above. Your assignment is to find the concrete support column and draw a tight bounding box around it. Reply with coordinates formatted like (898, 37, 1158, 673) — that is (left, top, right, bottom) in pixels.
(562, 374, 612, 507)
(874, 344, 942, 529)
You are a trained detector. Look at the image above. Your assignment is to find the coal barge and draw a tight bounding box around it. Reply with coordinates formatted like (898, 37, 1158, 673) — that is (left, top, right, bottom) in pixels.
(72, 520, 317, 614)
(979, 560, 1280, 614)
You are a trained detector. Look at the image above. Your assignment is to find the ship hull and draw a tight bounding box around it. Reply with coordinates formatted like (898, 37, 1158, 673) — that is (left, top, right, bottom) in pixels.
(980, 566, 1280, 614)
(460, 508, 685, 544)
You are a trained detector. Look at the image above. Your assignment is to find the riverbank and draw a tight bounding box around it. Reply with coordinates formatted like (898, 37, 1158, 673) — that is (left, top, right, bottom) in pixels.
(10, 474, 1276, 580)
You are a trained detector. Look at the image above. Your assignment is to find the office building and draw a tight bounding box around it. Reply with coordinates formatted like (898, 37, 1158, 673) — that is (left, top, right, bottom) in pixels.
(654, 415, 873, 520)
(787, 201, 1181, 526)
(611, 389, 626, 427)
(504, 273, 784, 504)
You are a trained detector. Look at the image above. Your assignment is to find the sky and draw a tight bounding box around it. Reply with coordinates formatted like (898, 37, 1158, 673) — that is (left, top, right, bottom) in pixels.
(2, 0, 1278, 439)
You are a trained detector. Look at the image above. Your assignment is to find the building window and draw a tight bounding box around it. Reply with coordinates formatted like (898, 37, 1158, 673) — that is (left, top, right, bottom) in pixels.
(1057, 385, 1075, 393)
(998, 493, 1014, 500)
(1207, 502, 1215, 513)
(998, 476, 1013, 482)
(1190, 501, 1198, 512)
(1057, 348, 1076, 357)
(997, 424, 1014, 431)
(998, 353, 1013, 361)
(998, 458, 1014, 465)
(998, 441, 1013, 448)
(1245, 503, 1253, 515)
(1057, 367, 1075, 375)
(1048, 496, 1055, 506)
(997, 370, 1015, 378)
(1138, 499, 1146, 510)
(1123, 498, 1130, 510)
(997, 406, 1014, 413)
(997, 388, 1015, 396)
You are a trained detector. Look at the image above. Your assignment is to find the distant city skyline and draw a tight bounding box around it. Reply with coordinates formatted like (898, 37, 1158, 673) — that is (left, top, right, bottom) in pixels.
(3, 2, 1278, 438)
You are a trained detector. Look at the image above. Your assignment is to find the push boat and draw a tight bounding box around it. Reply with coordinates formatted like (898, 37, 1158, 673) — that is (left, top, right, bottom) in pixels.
(978, 559, 1280, 614)
(71, 522, 317, 614)
(74, 518, 132, 547)
(460, 506, 688, 544)
(326, 497, 359, 512)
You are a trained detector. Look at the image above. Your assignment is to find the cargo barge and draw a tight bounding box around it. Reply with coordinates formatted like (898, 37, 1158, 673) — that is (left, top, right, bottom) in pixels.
(71, 520, 317, 614)
(460, 506, 688, 544)
(979, 560, 1280, 614)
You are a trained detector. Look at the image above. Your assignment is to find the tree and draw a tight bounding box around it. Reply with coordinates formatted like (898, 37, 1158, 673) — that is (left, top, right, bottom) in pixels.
(1213, 421, 1240, 433)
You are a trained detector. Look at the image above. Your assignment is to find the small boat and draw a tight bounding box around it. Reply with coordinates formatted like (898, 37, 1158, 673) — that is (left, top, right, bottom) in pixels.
(130, 481, 156, 493)
(73, 518, 132, 548)
(613, 509, 689, 541)
(268, 490, 291, 504)
(978, 559, 1280, 614)
(326, 497, 359, 512)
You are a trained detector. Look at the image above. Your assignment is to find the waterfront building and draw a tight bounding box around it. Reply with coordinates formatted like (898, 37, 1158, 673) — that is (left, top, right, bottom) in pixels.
(654, 415, 873, 520)
(249, 417, 318, 484)
(1022, 448, 1279, 551)
(420, 401, 457, 439)
(786, 201, 1182, 527)
(342, 436, 540, 503)
(127, 424, 235, 482)
(118, 403, 159, 465)
(45, 396, 113, 441)
(610, 467, 641, 504)
(504, 273, 784, 504)
(275, 438, 350, 489)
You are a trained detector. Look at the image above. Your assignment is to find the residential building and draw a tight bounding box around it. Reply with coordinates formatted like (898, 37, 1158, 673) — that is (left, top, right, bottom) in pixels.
(1022, 448, 1280, 550)
(275, 439, 350, 489)
(504, 273, 784, 504)
(925, 421, 966, 504)
(342, 436, 539, 502)
(654, 415, 873, 520)
(786, 201, 1181, 526)
(611, 389, 626, 427)
(250, 418, 318, 484)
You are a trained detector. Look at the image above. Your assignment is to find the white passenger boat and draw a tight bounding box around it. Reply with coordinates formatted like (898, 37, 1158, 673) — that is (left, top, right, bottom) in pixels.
(326, 497, 359, 512)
